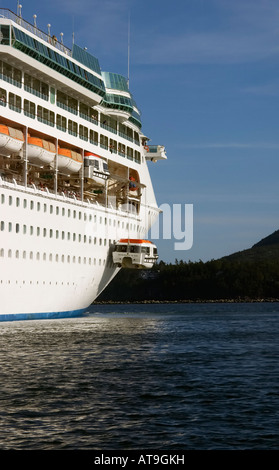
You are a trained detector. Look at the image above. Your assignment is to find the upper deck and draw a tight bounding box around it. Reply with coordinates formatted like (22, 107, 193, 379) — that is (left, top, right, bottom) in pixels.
(0, 8, 141, 128)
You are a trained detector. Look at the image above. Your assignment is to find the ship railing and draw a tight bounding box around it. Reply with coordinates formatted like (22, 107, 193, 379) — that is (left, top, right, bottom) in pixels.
(0, 8, 71, 56)
(0, 175, 143, 219)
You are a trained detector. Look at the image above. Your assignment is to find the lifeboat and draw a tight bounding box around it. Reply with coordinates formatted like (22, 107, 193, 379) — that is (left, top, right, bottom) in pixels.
(112, 239, 158, 269)
(57, 146, 83, 174)
(0, 124, 24, 157)
(84, 152, 110, 185)
(27, 135, 56, 166)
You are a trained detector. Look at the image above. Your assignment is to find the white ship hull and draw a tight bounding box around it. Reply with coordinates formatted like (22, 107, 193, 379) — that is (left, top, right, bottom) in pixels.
(0, 180, 158, 321)
(0, 8, 166, 321)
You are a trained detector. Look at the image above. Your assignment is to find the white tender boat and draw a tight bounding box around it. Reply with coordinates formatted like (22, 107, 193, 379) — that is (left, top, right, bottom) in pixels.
(113, 239, 158, 269)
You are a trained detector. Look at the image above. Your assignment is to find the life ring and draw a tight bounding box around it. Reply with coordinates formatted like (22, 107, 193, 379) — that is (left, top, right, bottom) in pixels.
(129, 176, 137, 190)
(144, 145, 149, 152)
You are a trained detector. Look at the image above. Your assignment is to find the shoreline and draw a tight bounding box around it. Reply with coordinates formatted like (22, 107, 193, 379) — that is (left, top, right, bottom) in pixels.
(94, 298, 279, 304)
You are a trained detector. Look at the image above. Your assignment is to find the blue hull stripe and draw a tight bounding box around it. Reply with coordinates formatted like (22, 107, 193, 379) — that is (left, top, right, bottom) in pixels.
(0, 308, 88, 322)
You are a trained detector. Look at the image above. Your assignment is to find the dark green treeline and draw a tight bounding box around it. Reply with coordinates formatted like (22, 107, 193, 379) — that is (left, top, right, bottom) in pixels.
(97, 257, 279, 302)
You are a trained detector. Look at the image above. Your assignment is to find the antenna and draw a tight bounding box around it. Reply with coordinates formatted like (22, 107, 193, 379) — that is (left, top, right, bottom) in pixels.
(72, 16, 75, 46)
(17, 1, 22, 18)
(127, 12, 130, 88)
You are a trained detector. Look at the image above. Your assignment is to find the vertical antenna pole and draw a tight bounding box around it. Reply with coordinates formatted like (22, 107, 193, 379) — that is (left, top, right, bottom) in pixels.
(72, 16, 75, 47)
(127, 12, 130, 88)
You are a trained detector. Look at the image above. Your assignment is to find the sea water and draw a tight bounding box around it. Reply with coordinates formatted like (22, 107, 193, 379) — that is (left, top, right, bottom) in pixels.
(0, 302, 278, 450)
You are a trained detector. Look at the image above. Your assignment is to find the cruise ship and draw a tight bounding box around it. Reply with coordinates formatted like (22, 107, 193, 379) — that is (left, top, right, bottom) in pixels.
(0, 6, 166, 321)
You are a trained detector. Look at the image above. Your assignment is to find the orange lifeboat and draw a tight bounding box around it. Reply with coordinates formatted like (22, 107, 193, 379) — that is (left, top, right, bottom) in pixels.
(0, 124, 24, 157)
(27, 135, 56, 166)
(57, 146, 82, 174)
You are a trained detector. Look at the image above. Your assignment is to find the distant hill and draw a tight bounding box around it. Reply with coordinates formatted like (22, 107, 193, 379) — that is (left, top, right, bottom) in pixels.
(253, 230, 279, 248)
(221, 230, 279, 263)
(97, 230, 279, 302)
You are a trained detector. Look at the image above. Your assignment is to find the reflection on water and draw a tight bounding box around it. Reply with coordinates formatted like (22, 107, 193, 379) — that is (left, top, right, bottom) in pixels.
(0, 302, 279, 450)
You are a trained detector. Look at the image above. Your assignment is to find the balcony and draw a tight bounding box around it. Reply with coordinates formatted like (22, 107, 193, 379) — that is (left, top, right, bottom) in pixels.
(143, 145, 167, 161)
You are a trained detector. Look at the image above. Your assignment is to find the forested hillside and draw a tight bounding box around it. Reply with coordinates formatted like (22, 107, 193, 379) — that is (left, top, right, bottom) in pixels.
(97, 230, 279, 302)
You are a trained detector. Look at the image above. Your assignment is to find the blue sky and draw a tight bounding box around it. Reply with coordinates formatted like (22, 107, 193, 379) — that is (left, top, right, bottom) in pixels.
(13, 0, 279, 262)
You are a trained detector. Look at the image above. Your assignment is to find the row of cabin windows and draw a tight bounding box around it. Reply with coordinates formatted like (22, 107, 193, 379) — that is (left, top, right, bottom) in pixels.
(0, 219, 142, 237)
(0, 220, 114, 245)
(0, 60, 140, 145)
(0, 89, 141, 163)
(0, 193, 143, 232)
(0, 248, 108, 266)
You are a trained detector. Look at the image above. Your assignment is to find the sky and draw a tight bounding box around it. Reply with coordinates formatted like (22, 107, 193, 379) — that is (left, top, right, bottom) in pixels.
(11, 0, 279, 263)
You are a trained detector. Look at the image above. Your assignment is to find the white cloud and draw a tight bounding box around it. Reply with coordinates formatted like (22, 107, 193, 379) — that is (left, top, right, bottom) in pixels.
(134, 29, 279, 65)
(132, 0, 279, 65)
(175, 142, 279, 150)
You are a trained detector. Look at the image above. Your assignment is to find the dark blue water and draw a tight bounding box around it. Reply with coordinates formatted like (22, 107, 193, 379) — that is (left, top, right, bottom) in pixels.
(0, 302, 278, 450)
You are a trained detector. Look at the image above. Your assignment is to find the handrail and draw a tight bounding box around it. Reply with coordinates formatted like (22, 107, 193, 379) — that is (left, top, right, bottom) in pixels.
(0, 8, 71, 55)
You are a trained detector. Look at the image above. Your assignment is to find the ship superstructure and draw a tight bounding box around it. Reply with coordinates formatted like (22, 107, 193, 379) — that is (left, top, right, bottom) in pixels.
(0, 7, 167, 320)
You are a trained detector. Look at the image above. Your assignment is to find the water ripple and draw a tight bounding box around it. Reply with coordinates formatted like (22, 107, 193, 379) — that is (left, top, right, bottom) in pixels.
(0, 302, 279, 449)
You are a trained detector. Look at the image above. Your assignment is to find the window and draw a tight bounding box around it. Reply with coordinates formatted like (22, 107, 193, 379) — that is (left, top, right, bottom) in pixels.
(37, 105, 54, 126)
(24, 73, 48, 100)
(68, 120, 78, 136)
(0, 26, 10, 46)
(57, 114, 67, 132)
(127, 147, 133, 160)
(0, 88, 6, 106)
(100, 134, 108, 149)
(9, 92, 21, 112)
(50, 87, 55, 104)
(89, 129, 98, 145)
(135, 151, 141, 164)
(109, 139, 117, 154)
(24, 99, 36, 118)
(79, 125, 88, 141)
(57, 90, 77, 114)
(2, 61, 21, 86)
